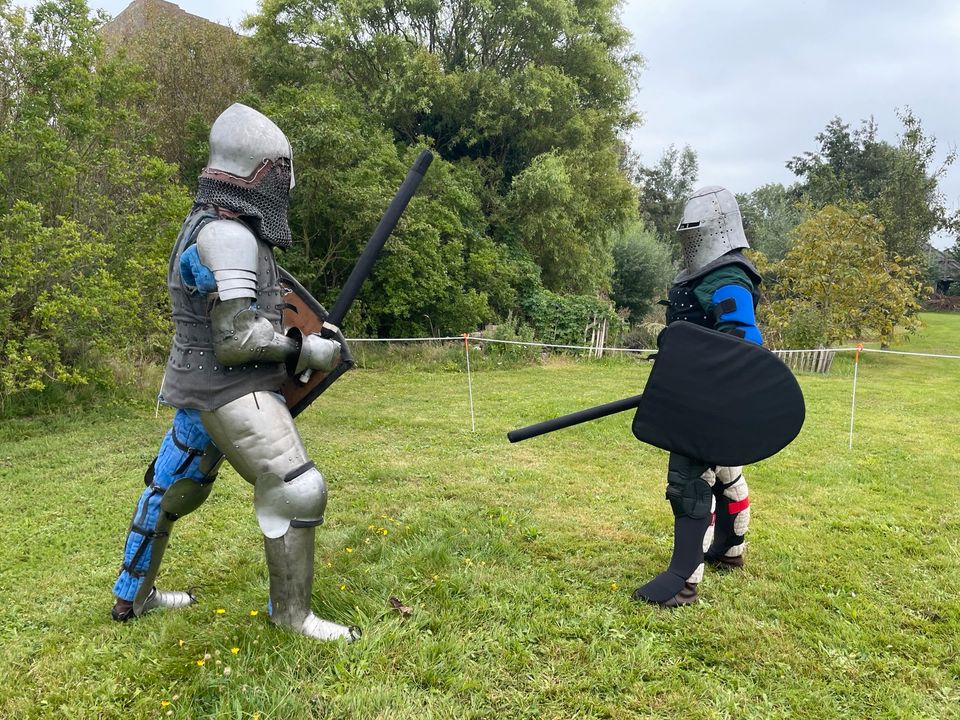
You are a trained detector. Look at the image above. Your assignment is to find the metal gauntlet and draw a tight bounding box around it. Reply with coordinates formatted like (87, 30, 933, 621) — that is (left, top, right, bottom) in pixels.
(289, 330, 341, 375)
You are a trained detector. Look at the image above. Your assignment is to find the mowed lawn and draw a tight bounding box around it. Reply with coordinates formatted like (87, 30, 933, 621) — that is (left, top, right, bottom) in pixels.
(1, 314, 958, 720)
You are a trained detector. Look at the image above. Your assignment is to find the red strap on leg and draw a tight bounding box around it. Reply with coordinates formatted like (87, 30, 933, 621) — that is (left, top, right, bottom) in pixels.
(728, 497, 750, 514)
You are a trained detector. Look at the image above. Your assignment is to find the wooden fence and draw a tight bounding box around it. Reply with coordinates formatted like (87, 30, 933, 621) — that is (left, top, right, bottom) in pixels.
(772, 347, 836, 373)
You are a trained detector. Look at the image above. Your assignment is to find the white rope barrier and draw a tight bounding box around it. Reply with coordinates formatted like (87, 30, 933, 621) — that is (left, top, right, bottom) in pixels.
(347, 335, 960, 360)
(854, 348, 960, 360)
(348, 335, 656, 352)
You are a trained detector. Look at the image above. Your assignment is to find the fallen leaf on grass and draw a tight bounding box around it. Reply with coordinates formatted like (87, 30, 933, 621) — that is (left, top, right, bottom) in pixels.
(388, 596, 413, 618)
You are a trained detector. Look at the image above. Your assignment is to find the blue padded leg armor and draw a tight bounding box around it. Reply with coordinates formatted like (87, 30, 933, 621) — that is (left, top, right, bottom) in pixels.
(113, 409, 215, 601)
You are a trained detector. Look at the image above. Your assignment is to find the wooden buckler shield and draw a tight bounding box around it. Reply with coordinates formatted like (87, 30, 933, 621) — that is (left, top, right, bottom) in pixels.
(278, 266, 354, 418)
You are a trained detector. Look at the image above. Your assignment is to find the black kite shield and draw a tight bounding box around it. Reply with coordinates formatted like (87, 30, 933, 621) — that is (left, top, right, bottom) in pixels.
(278, 266, 354, 419)
(632, 322, 805, 466)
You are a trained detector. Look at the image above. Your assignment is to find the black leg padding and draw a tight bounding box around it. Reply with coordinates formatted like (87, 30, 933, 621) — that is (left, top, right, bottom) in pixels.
(634, 515, 710, 603)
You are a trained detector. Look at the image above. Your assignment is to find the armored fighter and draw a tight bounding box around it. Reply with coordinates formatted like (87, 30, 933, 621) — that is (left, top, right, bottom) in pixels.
(632, 186, 762, 608)
(111, 103, 356, 641)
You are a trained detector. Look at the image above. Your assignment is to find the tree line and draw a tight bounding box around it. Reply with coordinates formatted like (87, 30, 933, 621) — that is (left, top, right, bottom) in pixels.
(0, 0, 955, 406)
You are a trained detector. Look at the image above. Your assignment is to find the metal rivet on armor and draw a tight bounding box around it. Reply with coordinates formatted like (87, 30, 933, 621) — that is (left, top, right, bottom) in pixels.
(199, 365, 203, 370)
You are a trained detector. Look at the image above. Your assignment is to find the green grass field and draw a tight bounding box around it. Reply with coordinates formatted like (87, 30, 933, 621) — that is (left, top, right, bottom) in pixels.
(1, 314, 959, 719)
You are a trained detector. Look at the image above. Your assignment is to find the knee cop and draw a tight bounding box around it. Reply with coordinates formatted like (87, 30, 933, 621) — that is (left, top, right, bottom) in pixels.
(254, 461, 328, 539)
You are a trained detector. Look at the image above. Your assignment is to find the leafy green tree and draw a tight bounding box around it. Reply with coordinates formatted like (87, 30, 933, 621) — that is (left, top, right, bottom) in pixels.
(519, 287, 623, 346)
(635, 144, 698, 245)
(499, 147, 633, 293)
(610, 221, 674, 321)
(260, 86, 513, 336)
(101, 2, 252, 185)
(250, 0, 640, 173)
(0, 0, 190, 402)
(760, 204, 926, 348)
(787, 110, 957, 265)
(247, 0, 640, 314)
(737, 183, 804, 261)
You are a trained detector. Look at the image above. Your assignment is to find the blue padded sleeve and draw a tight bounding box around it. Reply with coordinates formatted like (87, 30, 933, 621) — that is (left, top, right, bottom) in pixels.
(179, 244, 217, 295)
(712, 284, 762, 345)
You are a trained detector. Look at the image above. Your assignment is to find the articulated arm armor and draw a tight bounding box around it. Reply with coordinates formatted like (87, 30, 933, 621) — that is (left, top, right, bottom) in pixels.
(194, 220, 340, 373)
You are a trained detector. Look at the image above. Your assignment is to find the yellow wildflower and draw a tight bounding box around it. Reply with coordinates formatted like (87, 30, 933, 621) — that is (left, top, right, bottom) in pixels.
(345, 547, 353, 553)
(231, 647, 240, 654)
(215, 608, 226, 615)
(160, 700, 171, 708)
(249, 610, 258, 617)
(196, 659, 205, 667)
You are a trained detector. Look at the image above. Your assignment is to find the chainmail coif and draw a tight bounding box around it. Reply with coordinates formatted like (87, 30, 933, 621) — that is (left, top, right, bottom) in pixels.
(194, 161, 293, 249)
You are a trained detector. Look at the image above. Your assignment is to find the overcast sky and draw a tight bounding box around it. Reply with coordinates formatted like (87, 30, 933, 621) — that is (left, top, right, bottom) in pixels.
(93, 0, 960, 247)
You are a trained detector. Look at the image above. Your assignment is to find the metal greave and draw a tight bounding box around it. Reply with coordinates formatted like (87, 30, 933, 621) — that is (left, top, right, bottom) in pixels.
(263, 526, 357, 641)
(263, 525, 316, 628)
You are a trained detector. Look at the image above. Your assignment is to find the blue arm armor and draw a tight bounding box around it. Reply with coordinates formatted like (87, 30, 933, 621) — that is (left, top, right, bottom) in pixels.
(179, 245, 217, 295)
(711, 284, 763, 345)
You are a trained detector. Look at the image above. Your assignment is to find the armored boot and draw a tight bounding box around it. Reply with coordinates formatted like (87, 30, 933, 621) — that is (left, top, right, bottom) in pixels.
(263, 526, 358, 642)
(113, 588, 196, 621)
